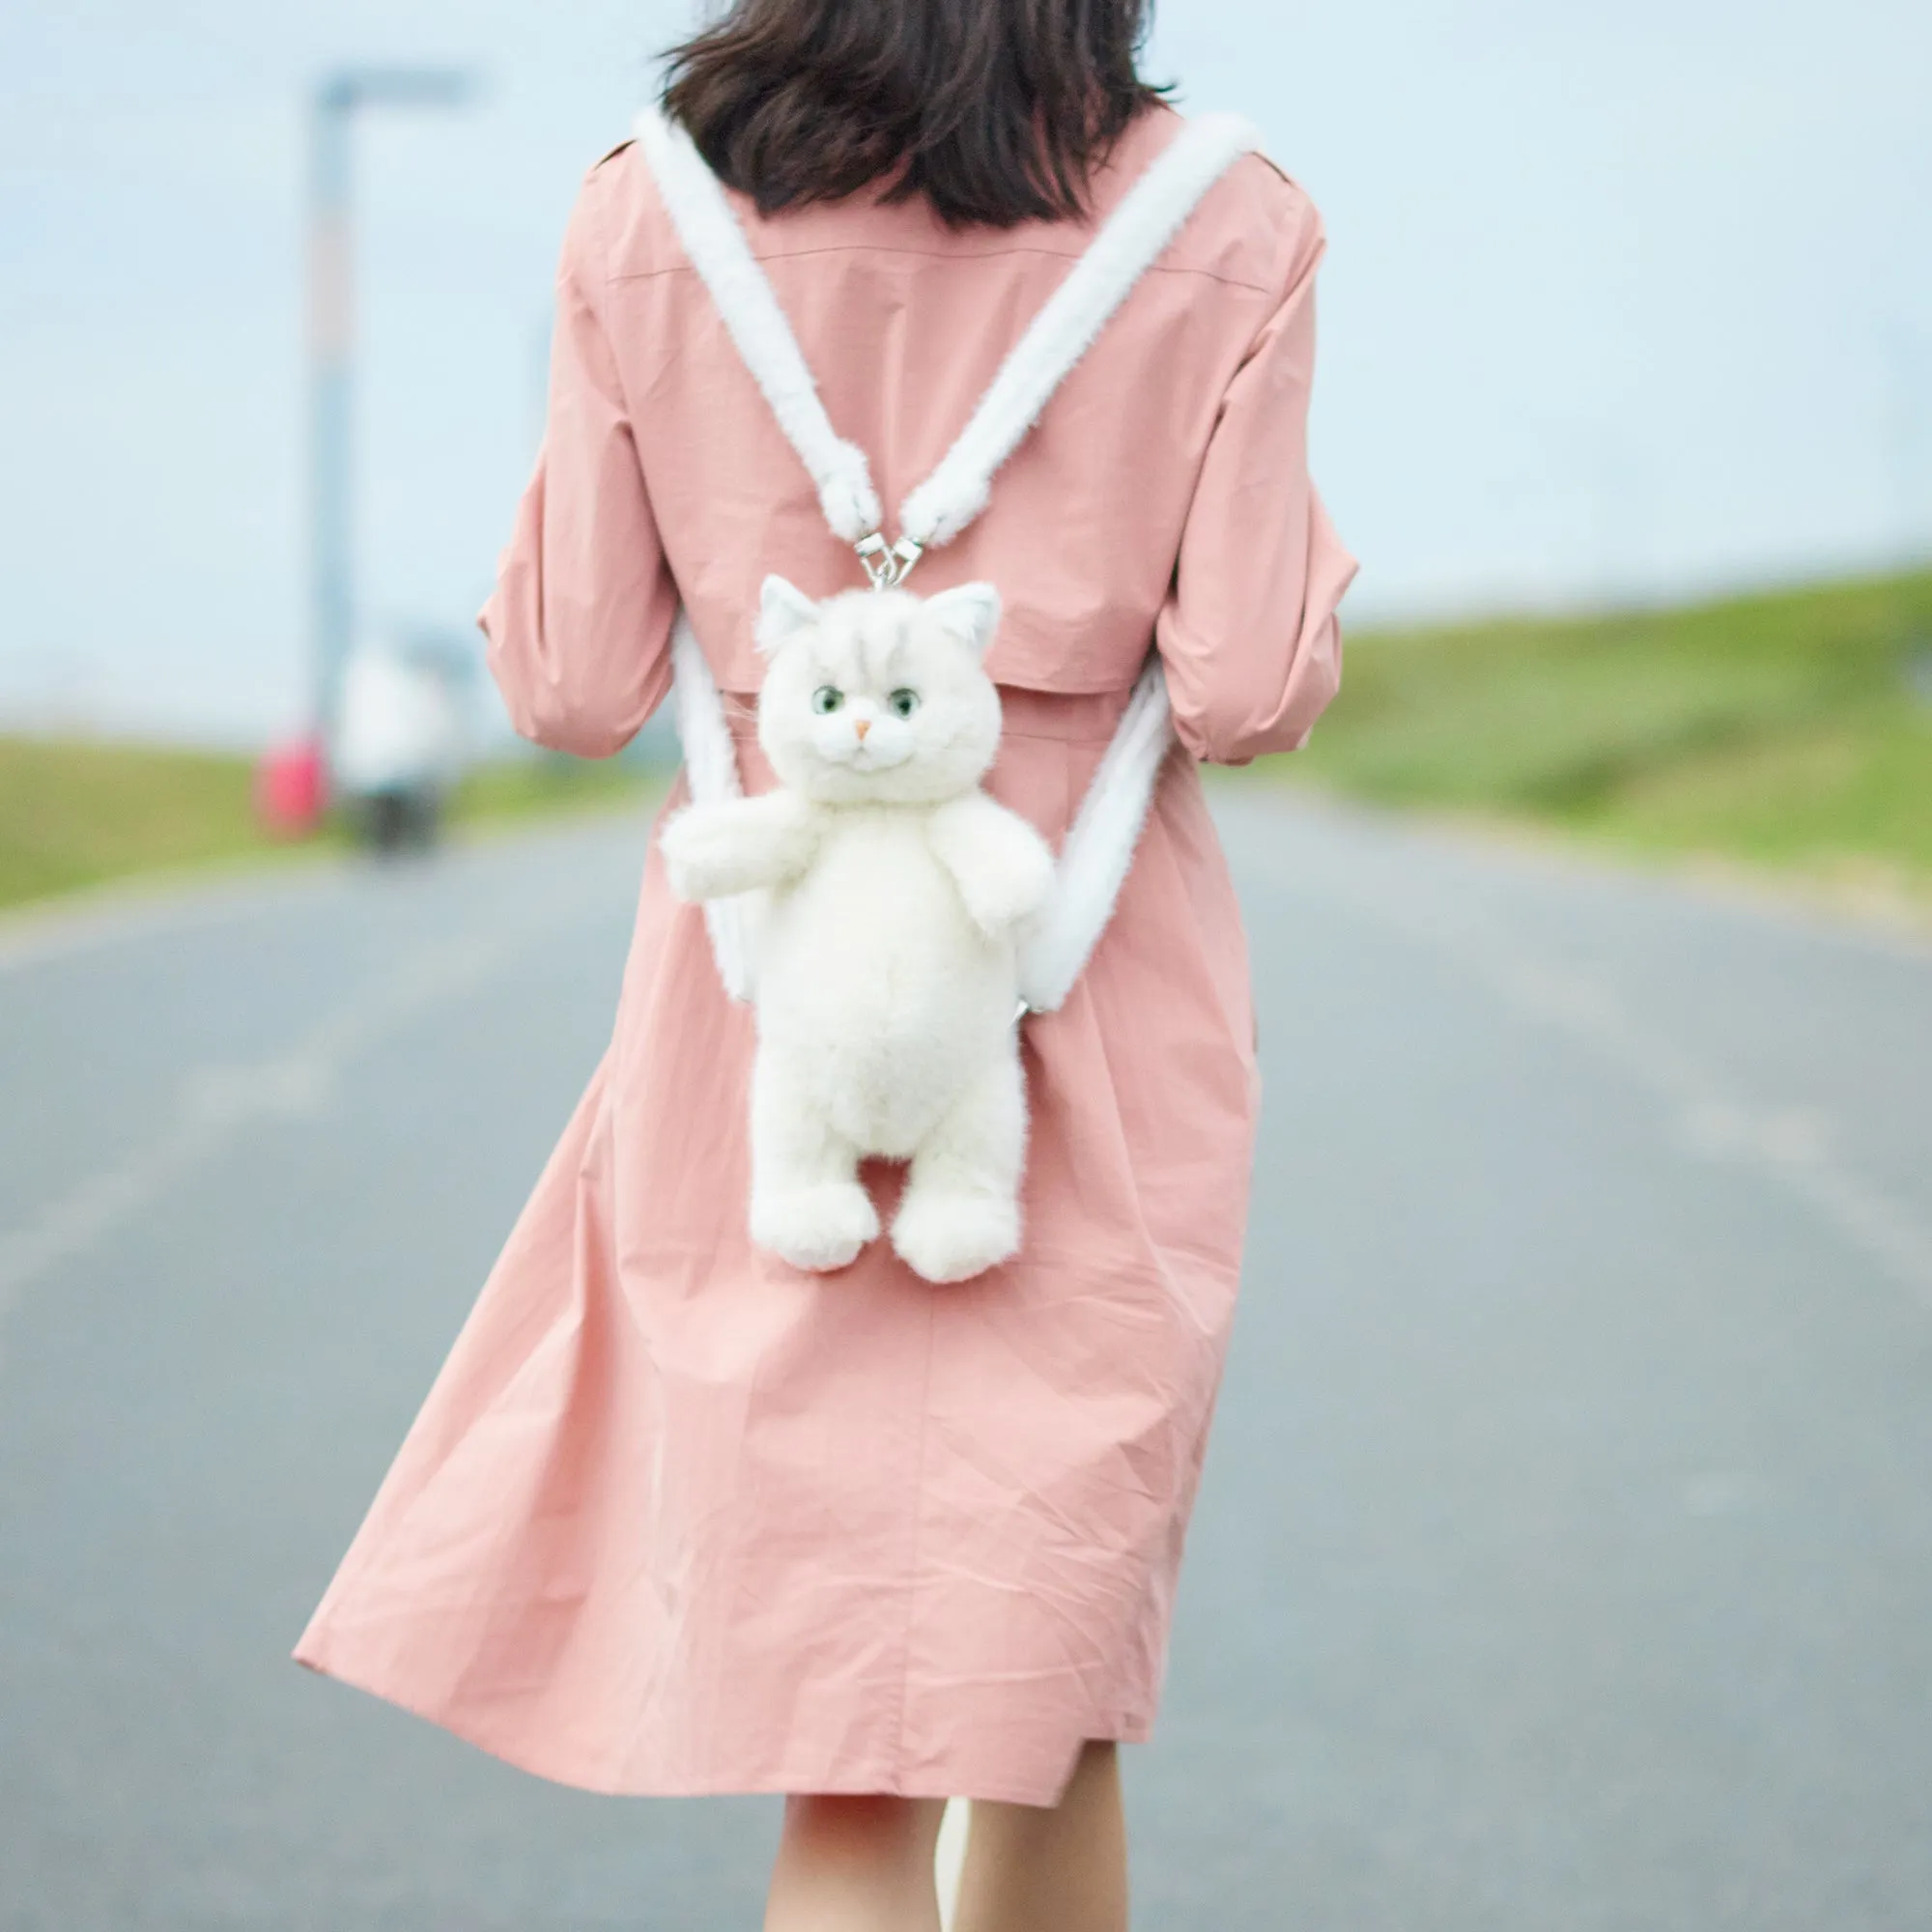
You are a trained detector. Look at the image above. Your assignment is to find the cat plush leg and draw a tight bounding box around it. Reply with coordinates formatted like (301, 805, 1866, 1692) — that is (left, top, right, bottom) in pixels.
(749, 1047, 879, 1272)
(662, 791, 821, 902)
(926, 793, 1056, 936)
(891, 1046, 1026, 1284)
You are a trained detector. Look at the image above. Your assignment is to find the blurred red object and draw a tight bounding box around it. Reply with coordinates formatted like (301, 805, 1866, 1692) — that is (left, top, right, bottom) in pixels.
(255, 735, 329, 838)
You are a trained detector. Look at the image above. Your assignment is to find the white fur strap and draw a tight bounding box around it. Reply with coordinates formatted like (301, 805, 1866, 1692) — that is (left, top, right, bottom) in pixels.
(1016, 656, 1173, 1012)
(634, 106, 883, 544)
(899, 113, 1260, 550)
(634, 103, 1258, 555)
(669, 611, 759, 1002)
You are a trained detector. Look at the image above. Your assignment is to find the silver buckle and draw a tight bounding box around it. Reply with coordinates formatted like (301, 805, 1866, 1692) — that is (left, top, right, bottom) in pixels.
(855, 533, 924, 591)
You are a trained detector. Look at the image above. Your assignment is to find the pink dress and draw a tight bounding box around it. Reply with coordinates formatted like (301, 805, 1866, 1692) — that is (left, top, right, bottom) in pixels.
(295, 105, 1355, 1808)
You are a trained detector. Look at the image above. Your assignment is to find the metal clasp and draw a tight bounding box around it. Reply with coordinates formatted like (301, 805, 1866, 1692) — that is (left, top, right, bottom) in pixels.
(855, 533, 924, 591)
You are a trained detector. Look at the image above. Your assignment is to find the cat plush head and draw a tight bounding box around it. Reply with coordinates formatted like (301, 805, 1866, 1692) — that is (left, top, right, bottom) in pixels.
(754, 577, 1004, 807)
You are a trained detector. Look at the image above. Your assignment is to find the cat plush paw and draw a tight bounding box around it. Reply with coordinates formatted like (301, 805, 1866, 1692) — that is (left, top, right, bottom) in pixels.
(752, 1181, 880, 1273)
(662, 794, 821, 903)
(891, 1189, 1020, 1284)
(660, 803, 747, 902)
(927, 795, 1056, 936)
(957, 832, 1054, 934)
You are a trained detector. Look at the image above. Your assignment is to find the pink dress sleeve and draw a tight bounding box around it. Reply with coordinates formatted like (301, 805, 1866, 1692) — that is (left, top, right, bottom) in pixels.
(480, 159, 679, 758)
(1154, 196, 1358, 766)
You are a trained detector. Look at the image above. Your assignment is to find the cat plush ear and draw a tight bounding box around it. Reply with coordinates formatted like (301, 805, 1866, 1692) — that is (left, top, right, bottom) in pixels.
(756, 576, 821, 656)
(922, 582, 1002, 658)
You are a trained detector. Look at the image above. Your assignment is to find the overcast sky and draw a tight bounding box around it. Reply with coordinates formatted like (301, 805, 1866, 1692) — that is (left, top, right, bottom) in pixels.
(2, 0, 1928, 741)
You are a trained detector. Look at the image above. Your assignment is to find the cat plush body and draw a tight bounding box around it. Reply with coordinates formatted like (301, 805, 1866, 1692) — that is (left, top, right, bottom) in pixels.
(660, 576, 1056, 1284)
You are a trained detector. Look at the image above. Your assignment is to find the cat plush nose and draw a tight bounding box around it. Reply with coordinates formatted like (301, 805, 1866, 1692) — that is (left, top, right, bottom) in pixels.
(853, 718, 871, 741)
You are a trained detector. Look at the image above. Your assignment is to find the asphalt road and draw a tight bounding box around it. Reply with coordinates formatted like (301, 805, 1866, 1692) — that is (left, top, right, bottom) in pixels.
(2, 793, 1928, 1930)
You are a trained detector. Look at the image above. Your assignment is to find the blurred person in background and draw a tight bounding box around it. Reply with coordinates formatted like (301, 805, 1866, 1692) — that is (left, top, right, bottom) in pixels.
(296, 1, 1352, 1926)
(329, 629, 472, 852)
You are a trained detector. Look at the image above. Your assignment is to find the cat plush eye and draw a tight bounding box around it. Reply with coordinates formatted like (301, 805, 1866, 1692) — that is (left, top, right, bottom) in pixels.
(811, 686, 844, 714)
(888, 689, 920, 719)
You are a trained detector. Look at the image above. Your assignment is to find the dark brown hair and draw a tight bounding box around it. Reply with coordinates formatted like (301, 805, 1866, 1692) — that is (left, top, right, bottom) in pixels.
(661, 0, 1168, 229)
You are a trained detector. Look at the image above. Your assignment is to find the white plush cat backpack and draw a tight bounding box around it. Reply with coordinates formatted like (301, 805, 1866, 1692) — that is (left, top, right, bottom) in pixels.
(640, 103, 1260, 1285)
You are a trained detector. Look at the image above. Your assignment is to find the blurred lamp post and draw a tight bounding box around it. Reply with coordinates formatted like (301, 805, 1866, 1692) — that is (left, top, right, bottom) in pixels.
(308, 67, 474, 753)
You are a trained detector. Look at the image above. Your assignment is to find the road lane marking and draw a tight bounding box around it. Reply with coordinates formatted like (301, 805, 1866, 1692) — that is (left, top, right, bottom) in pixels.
(0, 923, 536, 1375)
(1236, 811, 1932, 1308)
(0, 861, 354, 976)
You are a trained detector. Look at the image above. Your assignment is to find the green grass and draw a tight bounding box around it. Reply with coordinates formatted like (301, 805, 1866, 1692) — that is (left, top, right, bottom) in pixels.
(0, 739, 659, 915)
(1276, 567, 1932, 895)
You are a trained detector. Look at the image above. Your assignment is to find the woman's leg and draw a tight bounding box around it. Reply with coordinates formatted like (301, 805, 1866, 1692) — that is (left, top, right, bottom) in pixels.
(765, 1793, 947, 1932)
(951, 1742, 1128, 1932)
